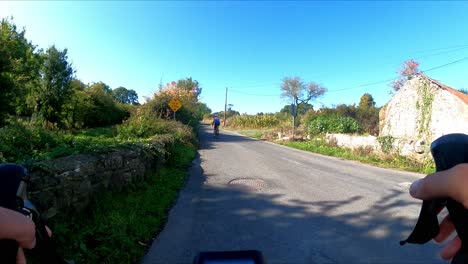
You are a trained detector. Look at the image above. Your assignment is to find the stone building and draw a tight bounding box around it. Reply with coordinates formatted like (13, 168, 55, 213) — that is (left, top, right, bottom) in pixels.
(379, 74, 468, 155)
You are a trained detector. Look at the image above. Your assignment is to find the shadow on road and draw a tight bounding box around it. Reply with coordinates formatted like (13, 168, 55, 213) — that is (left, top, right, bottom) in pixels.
(188, 183, 439, 263)
(145, 124, 443, 264)
(146, 155, 443, 264)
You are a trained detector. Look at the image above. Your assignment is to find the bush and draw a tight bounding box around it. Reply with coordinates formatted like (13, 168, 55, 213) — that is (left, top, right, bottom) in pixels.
(307, 114, 360, 134)
(0, 119, 60, 163)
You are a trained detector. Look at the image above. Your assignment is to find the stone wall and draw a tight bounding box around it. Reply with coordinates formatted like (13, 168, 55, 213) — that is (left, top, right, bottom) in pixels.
(325, 133, 380, 151)
(325, 133, 430, 160)
(430, 88, 468, 140)
(27, 146, 161, 219)
(380, 75, 468, 144)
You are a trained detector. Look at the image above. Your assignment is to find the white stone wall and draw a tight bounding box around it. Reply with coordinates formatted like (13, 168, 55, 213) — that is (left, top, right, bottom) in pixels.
(380, 81, 421, 139)
(431, 89, 468, 140)
(380, 76, 468, 144)
(325, 133, 380, 151)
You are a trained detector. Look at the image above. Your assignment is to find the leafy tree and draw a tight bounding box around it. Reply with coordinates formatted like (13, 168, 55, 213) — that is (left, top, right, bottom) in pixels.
(177, 77, 202, 97)
(195, 102, 212, 119)
(144, 77, 203, 126)
(89, 81, 111, 94)
(112, 87, 139, 105)
(34, 45, 74, 127)
(0, 17, 41, 125)
(127, 89, 139, 105)
(83, 82, 129, 127)
(358, 93, 376, 109)
(458, 88, 468, 95)
(62, 79, 92, 128)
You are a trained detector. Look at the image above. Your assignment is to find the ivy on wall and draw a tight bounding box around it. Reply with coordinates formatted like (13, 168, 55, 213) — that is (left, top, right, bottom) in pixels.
(416, 78, 434, 141)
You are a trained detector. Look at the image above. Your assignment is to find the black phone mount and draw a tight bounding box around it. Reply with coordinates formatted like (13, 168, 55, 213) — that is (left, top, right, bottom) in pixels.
(400, 133, 468, 264)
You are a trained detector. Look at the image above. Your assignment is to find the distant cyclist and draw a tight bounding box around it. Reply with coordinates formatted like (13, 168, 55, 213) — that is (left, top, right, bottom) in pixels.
(211, 114, 220, 136)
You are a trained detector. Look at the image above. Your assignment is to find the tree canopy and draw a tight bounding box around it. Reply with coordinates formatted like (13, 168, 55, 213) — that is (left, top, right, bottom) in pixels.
(358, 93, 376, 109)
(280, 76, 326, 106)
(112, 87, 139, 105)
(34, 45, 74, 126)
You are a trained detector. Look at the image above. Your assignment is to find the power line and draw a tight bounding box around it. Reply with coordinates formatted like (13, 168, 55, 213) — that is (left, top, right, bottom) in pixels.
(226, 56, 468, 97)
(327, 56, 468, 93)
(230, 89, 280, 97)
(410, 44, 468, 55)
(423, 57, 468, 72)
(327, 77, 399, 93)
(416, 46, 468, 60)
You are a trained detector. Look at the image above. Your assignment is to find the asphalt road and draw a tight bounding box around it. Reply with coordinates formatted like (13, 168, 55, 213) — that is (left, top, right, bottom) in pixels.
(142, 124, 447, 264)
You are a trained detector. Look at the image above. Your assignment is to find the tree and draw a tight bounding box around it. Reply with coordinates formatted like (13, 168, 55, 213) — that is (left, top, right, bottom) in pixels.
(459, 88, 468, 95)
(62, 79, 92, 128)
(280, 103, 314, 115)
(127, 89, 139, 105)
(399, 59, 420, 77)
(280, 76, 326, 139)
(280, 77, 326, 109)
(390, 59, 421, 93)
(0, 17, 41, 125)
(112, 87, 139, 105)
(358, 93, 376, 109)
(177, 77, 202, 97)
(145, 77, 203, 124)
(34, 45, 74, 127)
(84, 82, 129, 127)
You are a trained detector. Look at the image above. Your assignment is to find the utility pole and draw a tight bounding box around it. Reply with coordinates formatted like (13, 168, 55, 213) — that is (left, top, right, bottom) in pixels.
(224, 87, 228, 126)
(291, 103, 296, 141)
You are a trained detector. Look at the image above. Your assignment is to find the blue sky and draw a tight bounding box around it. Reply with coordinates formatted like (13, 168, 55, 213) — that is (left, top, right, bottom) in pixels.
(1, 1, 468, 114)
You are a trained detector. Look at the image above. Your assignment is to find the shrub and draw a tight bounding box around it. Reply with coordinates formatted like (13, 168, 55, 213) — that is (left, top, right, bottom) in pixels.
(0, 119, 60, 163)
(307, 114, 360, 134)
(116, 113, 195, 147)
(377, 136, 395, 154)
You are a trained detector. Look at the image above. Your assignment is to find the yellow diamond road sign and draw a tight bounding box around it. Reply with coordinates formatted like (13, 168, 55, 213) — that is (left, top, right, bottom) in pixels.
(168, 98, 182, 112)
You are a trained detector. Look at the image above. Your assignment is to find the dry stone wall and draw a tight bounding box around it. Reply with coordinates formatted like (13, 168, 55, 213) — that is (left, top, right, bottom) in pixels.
(27, 147, 161, 219)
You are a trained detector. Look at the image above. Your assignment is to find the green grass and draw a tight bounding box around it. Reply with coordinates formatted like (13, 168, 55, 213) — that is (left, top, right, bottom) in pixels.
(239, 131, 263, 139)
(50, 144, 196, 263)
(74, 126, 117, 138)
(285, 140, 435, 174)
(0, 118, 195, 165)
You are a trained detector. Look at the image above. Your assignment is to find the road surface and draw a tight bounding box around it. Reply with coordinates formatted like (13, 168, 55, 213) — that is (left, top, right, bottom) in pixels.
(143, 124, 446, 263)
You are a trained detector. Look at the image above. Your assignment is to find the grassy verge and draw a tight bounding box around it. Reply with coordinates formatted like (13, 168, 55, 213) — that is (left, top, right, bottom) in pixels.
(0, 118, 195, 165)
(238, 131, 263, 139)
(50, 144, 196, 263)
(284, 140, 434, 174)
(232, 128, 434, 174)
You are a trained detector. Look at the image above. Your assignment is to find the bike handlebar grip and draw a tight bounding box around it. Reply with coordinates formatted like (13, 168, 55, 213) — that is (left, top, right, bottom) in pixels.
(0, 240, 19, 263)
(29, 214, 68, 264)
(0, 163, 25, 263)
(430, 133, 468, 264)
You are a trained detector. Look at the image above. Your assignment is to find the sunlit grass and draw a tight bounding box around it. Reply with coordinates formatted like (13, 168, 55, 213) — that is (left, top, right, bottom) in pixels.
(285, 140, 435, 174)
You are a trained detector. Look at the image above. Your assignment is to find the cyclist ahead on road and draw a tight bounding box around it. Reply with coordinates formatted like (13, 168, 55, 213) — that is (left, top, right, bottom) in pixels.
(211, 114, 220, 136)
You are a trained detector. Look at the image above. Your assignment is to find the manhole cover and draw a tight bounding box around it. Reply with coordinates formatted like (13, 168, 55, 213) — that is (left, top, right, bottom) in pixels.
(229, 178, 267, 191)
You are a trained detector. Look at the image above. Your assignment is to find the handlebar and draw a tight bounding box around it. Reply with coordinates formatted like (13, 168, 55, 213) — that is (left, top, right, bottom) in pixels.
(0, 163, 72, 264)
(400, 133, 468, 264)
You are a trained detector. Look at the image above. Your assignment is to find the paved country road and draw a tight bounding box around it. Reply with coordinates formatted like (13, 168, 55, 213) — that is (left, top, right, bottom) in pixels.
(143, 124, 446, 264)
